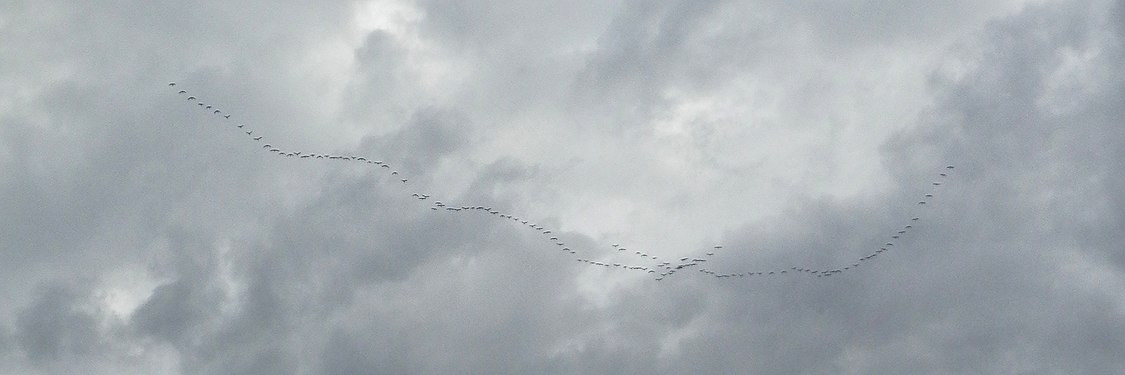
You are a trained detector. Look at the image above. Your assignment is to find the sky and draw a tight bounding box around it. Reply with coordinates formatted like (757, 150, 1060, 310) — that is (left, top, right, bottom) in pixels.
(1, 0, 1124, 374)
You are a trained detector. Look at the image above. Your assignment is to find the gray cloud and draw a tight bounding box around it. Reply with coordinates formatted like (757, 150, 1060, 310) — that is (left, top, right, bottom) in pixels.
(1, 0, 1123, 374)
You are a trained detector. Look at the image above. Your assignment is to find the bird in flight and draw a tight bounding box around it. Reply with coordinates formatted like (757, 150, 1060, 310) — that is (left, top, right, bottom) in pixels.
(169, 83, 957, 283)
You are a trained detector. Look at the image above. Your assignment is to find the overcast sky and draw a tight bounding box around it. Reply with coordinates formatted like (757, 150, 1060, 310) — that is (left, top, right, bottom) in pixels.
(2, 0, 1124, 374)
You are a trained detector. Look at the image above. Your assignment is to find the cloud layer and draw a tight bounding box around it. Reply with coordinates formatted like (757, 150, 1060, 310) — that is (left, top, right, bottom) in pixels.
(1, 0, 1123, 373)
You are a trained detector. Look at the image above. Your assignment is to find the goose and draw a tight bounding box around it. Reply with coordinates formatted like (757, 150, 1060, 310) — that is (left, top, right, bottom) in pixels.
(253, 136, 262, 140)
(246, 131, 253, 135)
(206, 105, 212, 109)
(168, 82, 176, 86)
(401, 179, 408, 183)
(178, 90, 187, 94)
(214, 110, 221, 114)
(187, 96, 196, 100)
(237, 124, 245, 128)
(946, 165, 954, 169)
(224, 115, 231, 119)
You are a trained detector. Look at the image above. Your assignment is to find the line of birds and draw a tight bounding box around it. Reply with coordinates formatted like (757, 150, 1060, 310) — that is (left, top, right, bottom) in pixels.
(169, 82, 954, 281)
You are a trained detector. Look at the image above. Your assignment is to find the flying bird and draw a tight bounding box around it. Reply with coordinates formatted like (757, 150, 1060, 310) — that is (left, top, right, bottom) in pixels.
(187, 96, 196, 100)
(253, 136, 262, 140)
(178, 90, 187, 94)
(168, 82, 176, 86)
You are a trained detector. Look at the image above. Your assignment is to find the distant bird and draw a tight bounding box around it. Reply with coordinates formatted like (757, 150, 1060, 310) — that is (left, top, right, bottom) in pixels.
(253, 136, 262, 140)
(246, 131, 253, 135)
(946, 165, 954, 169)
(214, 110, 221, 114)
(187, 96, 196, 100)
(932, 182, 941, 185)
(706, 252, 714, 256)
(912, 217, 920, 221)
(224, 115, 230, 119)
(391, 171, 398, 175)
(925, 194, 933, 197)
(714, 245, 723, 249)
(401, 179, 408, 183)
(178, 90, 186, 94)
(168, 82, 176, 86)
(918, 201, 926, 205)
(237, 124, 244, 128)
(198, 103, 204, 106)
(206, 105, 212, 109)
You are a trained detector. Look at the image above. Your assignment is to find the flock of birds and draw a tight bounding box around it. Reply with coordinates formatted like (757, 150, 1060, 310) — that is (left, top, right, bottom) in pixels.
(169, 82, 954, 282)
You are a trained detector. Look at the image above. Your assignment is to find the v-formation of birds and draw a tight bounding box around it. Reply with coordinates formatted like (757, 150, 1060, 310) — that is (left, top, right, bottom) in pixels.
(169, 82, 955, 281)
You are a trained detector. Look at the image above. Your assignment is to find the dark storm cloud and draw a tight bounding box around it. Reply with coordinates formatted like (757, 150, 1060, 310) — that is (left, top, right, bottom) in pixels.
(14, 282, 103, 363)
